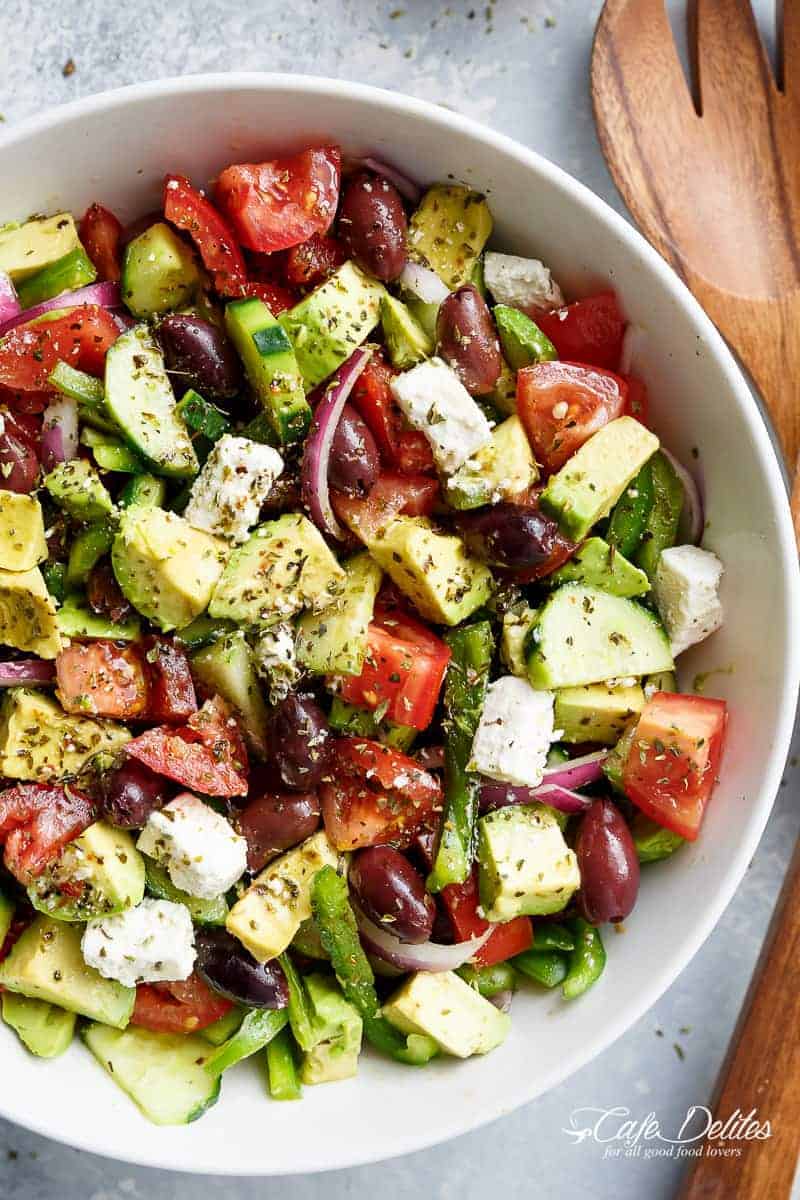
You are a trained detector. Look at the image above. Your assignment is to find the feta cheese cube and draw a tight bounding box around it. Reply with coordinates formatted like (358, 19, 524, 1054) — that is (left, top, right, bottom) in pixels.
(137, 792, 248, 899)
(483, 252, 564, 313)
(184, 434, 283, 544)
(470, 675, 555, 787)
(81, 898, 196, 988)
(653, 545, 724, 657)
(390, 357, 492, 474)
(252, 621, 300, 703)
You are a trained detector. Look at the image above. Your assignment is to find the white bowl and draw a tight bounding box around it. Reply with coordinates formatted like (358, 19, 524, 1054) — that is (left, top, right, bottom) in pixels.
(1, 74, 797, 1175)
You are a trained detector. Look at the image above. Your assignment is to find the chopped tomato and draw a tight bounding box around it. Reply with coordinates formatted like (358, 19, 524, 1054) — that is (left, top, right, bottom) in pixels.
(56, 640, 149, 719)
(516, 360, 628, 474)
(536, 291, 626, 371)
(0, 784, 96, 885)
(441, 870, 533, 966)
(240, 279, 297, 315)
(214, 146, 341, 253)
(0, 386, 51, 415)
(623, 692, 728, 841)
(0, 408, 40, 493)
(339, 607, 450, 731)
(285, 233, 346, 289)
(624, 375, 649, 425)
(163, 174, 248, 297)
(141, 636, 197, 722)
(125, 696, 248, 797)
(320, 738, 442, 851)
(79, 202, 123, 282)
(131, 972, 233, 1034)
(333, 470, 440, 542)
(350, 352, 436, 474)
(0, 306, 119, 390)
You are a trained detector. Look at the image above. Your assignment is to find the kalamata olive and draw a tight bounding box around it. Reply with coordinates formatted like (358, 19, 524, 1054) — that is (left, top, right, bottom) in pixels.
(86, 561, 133, 625)
(268, 694, 332, 791)
(237, 789, 321, 872)
(456, 503, 562, 570)
(195, 927, 289, 1009)
(328, 404, 380, 497)
(99, 758, 171, 828)
(338, 171, 408, 282)
(436, 284, 502, 395)
(575, 798, 640, 925)
(157, 314, 242, 402)
(349, 846, 436, 944)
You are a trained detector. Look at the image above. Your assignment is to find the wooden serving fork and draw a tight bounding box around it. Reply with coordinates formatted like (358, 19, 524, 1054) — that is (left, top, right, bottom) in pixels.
(592, 3, 800, 1197)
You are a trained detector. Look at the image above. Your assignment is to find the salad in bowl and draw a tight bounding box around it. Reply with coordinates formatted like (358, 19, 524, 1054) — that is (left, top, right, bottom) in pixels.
(0, 141, 728, 1125)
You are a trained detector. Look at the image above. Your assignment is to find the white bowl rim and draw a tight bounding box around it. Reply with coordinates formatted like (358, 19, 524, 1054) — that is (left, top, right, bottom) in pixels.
(0, 72, 798, 1175)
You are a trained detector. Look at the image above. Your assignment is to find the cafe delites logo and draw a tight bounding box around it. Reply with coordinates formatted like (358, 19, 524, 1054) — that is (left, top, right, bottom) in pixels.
(562, 1105, 772, 1161)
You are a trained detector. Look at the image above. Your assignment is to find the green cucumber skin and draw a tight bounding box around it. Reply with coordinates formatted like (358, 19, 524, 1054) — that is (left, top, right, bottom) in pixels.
(634, 452, 684, 581)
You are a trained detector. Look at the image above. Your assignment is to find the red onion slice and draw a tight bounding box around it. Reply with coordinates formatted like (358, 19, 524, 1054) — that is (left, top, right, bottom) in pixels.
(0, 660, 56, 686)
(0, 281, 122, 338)
(0, 273, 21, 327)
(355, 902, 492, 973)
(542, 749, 608, 790)
(398, 261, 449, 305)
(661, 446, 705, 546)
(349, 157, 422, 205)
(479, 778, 595, 815)
(528, 783, 594, 814)
(301, 347, 372, 541)
(41, 395, 79, 470)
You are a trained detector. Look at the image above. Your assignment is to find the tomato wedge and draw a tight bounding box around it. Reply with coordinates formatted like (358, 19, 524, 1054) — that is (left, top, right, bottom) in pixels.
(0, 306, 119, 390)
(163, 174, 248, 297)
(285, 233, 346, 289)
(333, 471, 440, 542)
(350, 352, 435, 474)
(125, 696, 248, 797)
(516, 360, 628, 474)
(79, 202, 123, 282)
(0, 784, 96, 884)
(131, 972, 233, 1034)
(56, 640, 149, 719)
(441, 870, 533, 967)
(141, 635, 197, 723)
(320, 738, 442, 851)
(623, 692, 728, 841)
(215, 146, 341, 253)
(536, 291, 626, 371)
(0, 408, 40, 493)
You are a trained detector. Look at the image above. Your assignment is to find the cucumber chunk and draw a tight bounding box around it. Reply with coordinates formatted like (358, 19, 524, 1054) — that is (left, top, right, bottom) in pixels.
(1, 992, 76, 1058)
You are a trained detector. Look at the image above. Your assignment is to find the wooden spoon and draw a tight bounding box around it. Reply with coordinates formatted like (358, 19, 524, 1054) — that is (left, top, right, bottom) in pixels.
(592, 2, 800, 1195)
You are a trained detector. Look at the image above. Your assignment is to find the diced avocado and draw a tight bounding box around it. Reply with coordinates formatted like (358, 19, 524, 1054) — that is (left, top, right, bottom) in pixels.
(1, 993, 76, 1058)
(121, 222, 201, 319)
(603, 720, 637, 794)
(380, 294, 433, 369)
(327, 697, 416, 752)
(0, 888, 13, 944)
(525, 584, 673, 690)
(224, 298, 310, 445)
(494, 305, 557, 369)
(82, 1023, 219, 1125)
(554, 682, 645, 745)
(65, 522, 115, 588)
(0, 688, 130, 782)
(16, 245, 97, 309)
(209, 512, 344, 626)
(549, 537, 650, 599)
(278, 261, 386, 389)
(364, 515, 493, 625)
(444, 415, 538, 510)
(47, 361, 118, 433)
(44, 459, 115, 522)
(0, 213, 81, 282)
(112, 504, 227, 632)
(382, 969, 509, 1058)
(80, 427, 146, 475)
(631, 813, 685, 863)
(500, 602, 538, 677)
(0, 493, 47, 572)
(488, 357, 518, 416)
(300, 973, 363, 1085)
(190, 630, 270, 759)
(57, 594, 141, 642)
(541, 417, 660, 542)
(27, 821, 145, 922)
(477, 805, 580, 920)
(0, 567, 62, 658)
(104, 325, 199, 479)
(0, 917, 134, 1028)
(296, 551, 382, 676)
(408, 185, 493, 289)
(119, 473, 167, 510)
(226, 830, 342, 962)
(143, 857, 229, 926)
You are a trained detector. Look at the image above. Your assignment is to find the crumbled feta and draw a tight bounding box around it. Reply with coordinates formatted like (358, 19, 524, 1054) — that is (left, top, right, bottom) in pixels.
(653, 545, 724, 657)
(252, 621, 300, 703)
(390, 357, 492, 474)
(470, 676, 555, 787)
(137, 792, 248, 899)
(483, 252, 564, 313)
(81, 898, 196, 988)
(184, 434, 284, 544)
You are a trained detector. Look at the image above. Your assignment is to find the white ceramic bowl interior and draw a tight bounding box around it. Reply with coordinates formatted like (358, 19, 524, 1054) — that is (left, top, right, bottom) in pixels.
(0, 75, 797, 1175)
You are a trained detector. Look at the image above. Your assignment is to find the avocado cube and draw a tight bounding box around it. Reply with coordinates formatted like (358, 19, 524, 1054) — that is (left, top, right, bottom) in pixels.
(300, 973, 363, 1085)
(382, 970, 510, 1058)
(44, 458, 114, 522)
(296, 551, 382, 676)
(408, 185, 493, 289)
(0, 213, 81, 282)
(477, 805, 580, 921)
(1, 993, 76, 1058)
(0, 566, 62, 658)
(27, 821, 145, 922)
(380, 293, 433, 369)
(121, 222, 201, 319)
(0, 688, 130, 782)
(0, 493, 47, 572)
(554, 682, 645, 745)
(444, 415, 538, 510)
(549, 537, 650, 599)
